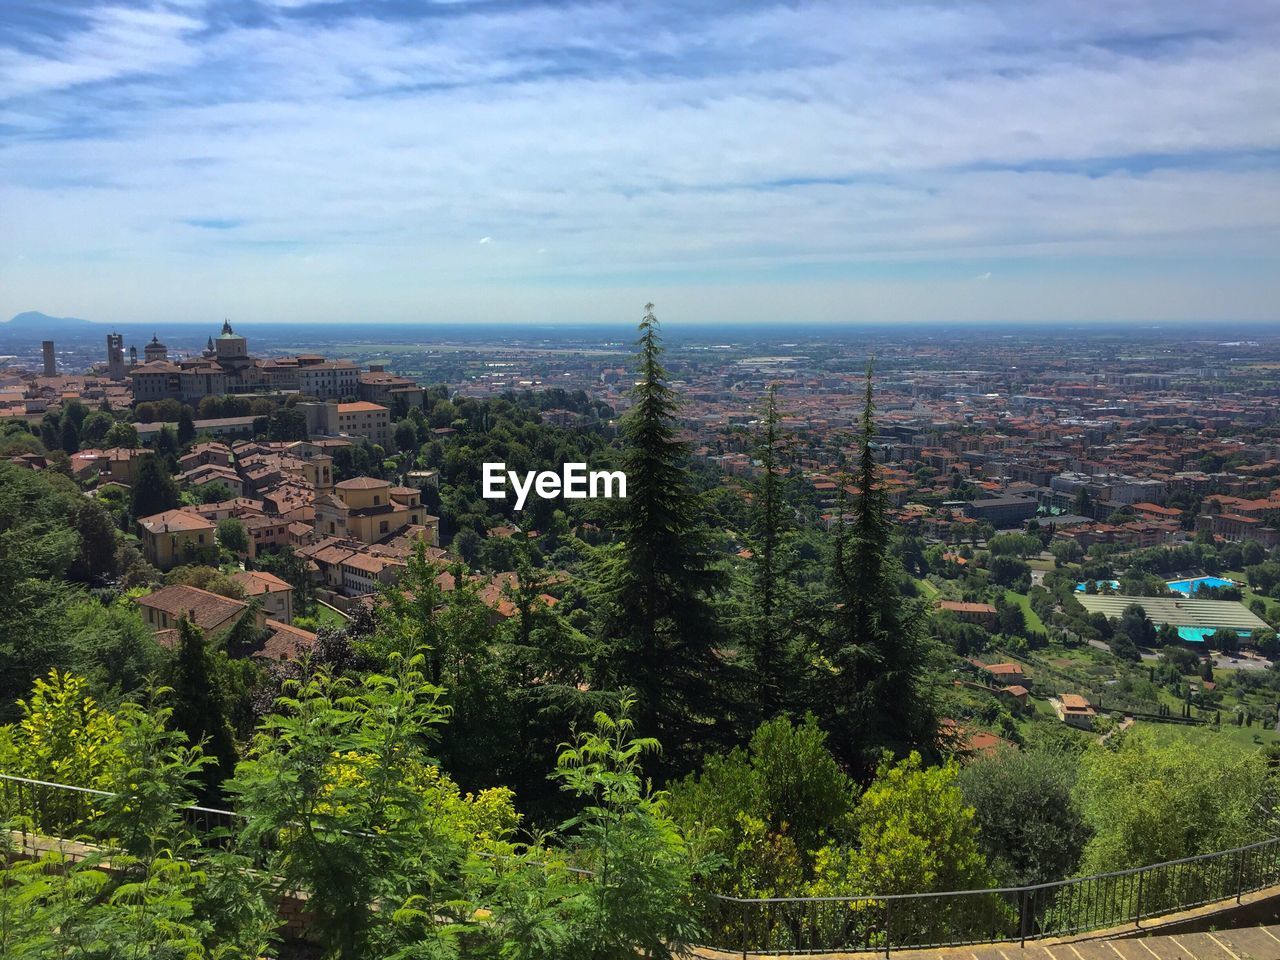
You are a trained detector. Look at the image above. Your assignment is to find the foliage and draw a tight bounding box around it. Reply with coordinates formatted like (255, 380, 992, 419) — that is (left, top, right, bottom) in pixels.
(958, 746, 1089, 886)
(0, 683, 276, 959)
(822, 366, 937, 774)
(228, 655, 477, 959)
(167, 619, 238, 801)
(809, 752, 991, 897)
(216, 516, 249, 554)
(668, 714, 854, 897)
(130, 454, 180, 520)
(1075, 727, 1269, 873)
(0, 671, 127, 809)
(0, 465, 124, 714)
(591, 305, 727, 773)
(545, 698, 706, 958)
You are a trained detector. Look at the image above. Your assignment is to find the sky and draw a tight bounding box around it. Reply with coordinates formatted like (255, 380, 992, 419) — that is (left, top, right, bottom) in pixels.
(2, 0, 1279, 327)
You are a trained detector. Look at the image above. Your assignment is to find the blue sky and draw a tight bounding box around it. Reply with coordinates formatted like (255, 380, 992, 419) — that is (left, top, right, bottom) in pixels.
(1, 0, 1279, 325)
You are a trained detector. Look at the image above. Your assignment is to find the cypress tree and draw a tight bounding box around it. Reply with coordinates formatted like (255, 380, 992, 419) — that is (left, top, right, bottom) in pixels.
(743, 384, 802, 719)
(596, 304, 725, 769)
(169, 617, 237, 801)
(130, 454, 179, 520)
(824, 362, 936, 775)
(177, 406, 196, 445)
(59, 415, 80, 454)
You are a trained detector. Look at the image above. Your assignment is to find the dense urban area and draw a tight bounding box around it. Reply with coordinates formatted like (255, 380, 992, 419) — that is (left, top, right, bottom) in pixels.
(4, 310, 1280, 957)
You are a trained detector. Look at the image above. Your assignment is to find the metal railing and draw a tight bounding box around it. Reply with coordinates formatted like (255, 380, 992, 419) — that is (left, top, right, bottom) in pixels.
(0, 772, 244, 852)
(702, 837, 1280, 956)
(4, 772, 1279, 956)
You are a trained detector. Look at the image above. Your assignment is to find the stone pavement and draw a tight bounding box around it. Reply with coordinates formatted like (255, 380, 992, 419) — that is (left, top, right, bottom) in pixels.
(695, 925, 1280, 960)
(912, 926, 1280, 960)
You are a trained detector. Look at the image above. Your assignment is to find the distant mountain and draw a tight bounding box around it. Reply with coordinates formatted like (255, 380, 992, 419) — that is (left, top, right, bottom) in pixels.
(4, 311, 99, 333)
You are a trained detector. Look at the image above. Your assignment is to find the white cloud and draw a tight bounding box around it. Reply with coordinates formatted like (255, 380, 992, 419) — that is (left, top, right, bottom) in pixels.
(0, 0, 1278, 322)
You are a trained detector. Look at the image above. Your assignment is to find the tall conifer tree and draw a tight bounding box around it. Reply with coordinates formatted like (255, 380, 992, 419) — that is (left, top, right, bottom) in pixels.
(824, 363, 936, 775)
(596, 304, 724, 769)
(743, 385, 803, 719)
(169, 617, 237, 801)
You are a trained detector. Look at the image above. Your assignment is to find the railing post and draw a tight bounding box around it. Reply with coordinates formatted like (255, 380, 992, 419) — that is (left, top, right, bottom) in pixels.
(883, 896, 891, 959)
(1134, 869, 1144, 927)
(1236, 847, 1246, 903)
(741, 899, 749, 960)
(1019, 888, 1029, 947)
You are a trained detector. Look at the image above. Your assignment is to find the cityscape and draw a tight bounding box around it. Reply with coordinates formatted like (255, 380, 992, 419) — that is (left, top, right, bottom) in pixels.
(3, 0, 1280, 957)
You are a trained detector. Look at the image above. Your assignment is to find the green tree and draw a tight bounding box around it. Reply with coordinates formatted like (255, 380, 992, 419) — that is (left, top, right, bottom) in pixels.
(103, 420, 140, 448)
(229, 655, 489, 959)
(266, 406, 308, 442)
(129, 454, 179, 520)
(177, 406, 196, 445)
(394, 418, 418, 453)
(79, 410, 116, 446)
(167, 618, 238, 801)
(0, 684, 275, 959)
(217, 516, 249, 554)
(668, 714, 854, 896)
(958, 746, 1089, 885)
(0, 465, 83, 714)
(823, 365, 936, 773)
(810, 752, 991, 896)
(742, 385, 804, 719)
(594, 305, 726, 770)
(58, 414, 79, 454)
(1118, 602, 1155, 643)
(1076, 727, 1268, 874)
(544, 698, 705, 958)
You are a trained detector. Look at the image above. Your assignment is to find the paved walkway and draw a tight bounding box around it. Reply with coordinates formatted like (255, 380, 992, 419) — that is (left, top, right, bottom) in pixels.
(913, 926, 1280, 960)
(695, 924, 1280, 960)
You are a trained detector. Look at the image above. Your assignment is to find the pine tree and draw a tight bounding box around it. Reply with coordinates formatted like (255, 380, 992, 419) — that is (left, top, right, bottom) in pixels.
(596, 304, 725, 770)
(177, 407, 196, 445)
(130, 454, 179, 519)
(169, 617, 237, 801)
(824, 363, 936, 775)
(59, 415, 80, 454)
(743, 384, 802, 719)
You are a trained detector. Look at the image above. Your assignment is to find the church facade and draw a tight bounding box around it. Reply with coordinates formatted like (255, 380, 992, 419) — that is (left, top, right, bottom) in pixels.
(128, 321, 360, 404)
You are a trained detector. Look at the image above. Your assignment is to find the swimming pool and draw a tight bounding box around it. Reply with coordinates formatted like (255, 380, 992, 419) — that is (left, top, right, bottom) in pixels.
(1166, 576, 1237, 596)
(1177, 626, 1251, 643)
(1074, 580, 1121, 592)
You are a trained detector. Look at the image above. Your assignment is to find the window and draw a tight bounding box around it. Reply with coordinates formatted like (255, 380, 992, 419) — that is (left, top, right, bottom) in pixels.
(373, 495, 381, 505)
(380, 520, 389, 534)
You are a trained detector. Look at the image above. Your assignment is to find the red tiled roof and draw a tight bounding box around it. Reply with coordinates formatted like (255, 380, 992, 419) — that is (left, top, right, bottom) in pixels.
(136, 584, 246, 633)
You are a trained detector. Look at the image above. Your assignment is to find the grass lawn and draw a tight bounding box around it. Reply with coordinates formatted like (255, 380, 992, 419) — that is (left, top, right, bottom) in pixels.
(1005, 589, 1046, 633)
(312, 602, 349, 628)
(1224, 571, 1280, 623)
(1028, 558, 1055, 572)
(915, 578, 940, 599)
(1143, 717, 1280, 749)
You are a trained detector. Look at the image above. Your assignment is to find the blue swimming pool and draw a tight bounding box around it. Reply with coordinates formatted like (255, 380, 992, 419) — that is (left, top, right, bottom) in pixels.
(1177, 626, 1251, 643)
(1074, 580, 1121, 592)
(1166, 576, 1237, 596)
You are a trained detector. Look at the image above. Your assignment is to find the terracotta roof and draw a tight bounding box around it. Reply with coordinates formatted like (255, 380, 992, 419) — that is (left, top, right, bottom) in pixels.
(230, 570, 292, 596)
(258, 619, 317, 661)
(138, 509, 216, 534)
(938, 600, 998, 614)
(334, 476, 390, 490)
(336, 401, 388, 413)
(136, 584, 247, 633)
(1060, 694, 1095, 713)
